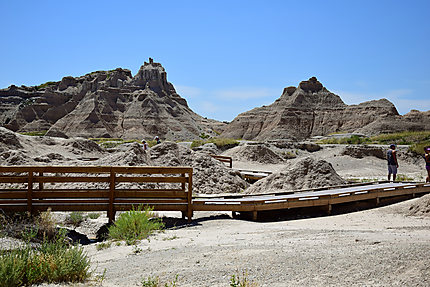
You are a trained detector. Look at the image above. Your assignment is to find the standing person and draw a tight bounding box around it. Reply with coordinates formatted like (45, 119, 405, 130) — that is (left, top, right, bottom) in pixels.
(424, 146, 430, 183)
(142, 140, 149, 151)
(387, 144, 399, 182)
(154, 136, 161, 145)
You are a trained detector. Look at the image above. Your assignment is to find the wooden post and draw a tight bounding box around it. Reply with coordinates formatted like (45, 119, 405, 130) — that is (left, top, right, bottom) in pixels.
(27, 171, 33, 215)
(326, 204, 332, 215)
(38, 172, 44, 191)
(187, 170, 193, 222)
(252, 211, 258, 221)
(229, 158, 232, 168)
(108, 170, 116, 223)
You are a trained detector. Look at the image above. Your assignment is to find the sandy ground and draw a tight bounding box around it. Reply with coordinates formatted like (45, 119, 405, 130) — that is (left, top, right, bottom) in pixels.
(38, 197, 429, 287)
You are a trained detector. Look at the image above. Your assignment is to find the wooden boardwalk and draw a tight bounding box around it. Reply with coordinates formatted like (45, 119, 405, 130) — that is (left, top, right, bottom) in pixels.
(1, 165, 429, 222)
(193, 182, 430, 220)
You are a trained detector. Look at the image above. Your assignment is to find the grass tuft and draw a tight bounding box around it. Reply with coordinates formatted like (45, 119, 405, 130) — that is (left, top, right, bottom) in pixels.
(108, 205, 164, 245)
(230, 270, 258, 287)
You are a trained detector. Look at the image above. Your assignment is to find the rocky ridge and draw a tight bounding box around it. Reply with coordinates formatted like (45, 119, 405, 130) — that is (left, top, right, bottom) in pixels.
(0, 58, 225, 140)
(221, 77, 429, 140)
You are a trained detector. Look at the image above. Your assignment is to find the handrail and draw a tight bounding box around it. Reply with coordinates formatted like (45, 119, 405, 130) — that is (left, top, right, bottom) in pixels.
(0, 166, 193, 222)
(210, 155, 233, 168)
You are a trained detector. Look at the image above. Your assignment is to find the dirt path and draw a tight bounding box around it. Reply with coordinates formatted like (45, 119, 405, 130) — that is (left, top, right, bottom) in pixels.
(66, 197, 430, 287)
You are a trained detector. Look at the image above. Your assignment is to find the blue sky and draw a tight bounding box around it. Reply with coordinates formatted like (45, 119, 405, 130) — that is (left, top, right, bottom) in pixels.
(1, 0, 429, 121)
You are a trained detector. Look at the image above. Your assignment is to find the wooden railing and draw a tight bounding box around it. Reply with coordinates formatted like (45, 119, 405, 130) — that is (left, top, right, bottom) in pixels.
(210, 155, 233, 168)
(0, 166, 193, 222)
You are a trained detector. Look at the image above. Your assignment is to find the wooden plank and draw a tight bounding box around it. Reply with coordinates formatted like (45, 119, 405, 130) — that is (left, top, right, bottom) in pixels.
(32, 199, 110, 204)
(115, 190, 187, 198)
(32, 190, 109, 198)
(0, 200, 27, 204)
(114, 199, 188, 204)
(0, 176, 28, 183)
(115, 176, 188, 183)
(0, 191, 27, 199)
(112, 166, 193, 174)
(0, 166, 111, 173)
(33, 176, 110, 183)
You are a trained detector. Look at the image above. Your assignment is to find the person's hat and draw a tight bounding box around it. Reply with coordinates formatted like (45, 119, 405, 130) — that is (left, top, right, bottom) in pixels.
(425, 146, 430, 151)
(390, 144, 396, 148)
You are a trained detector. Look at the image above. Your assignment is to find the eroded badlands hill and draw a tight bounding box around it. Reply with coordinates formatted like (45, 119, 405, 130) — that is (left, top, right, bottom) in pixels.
(0, 59, 225, 140)
(221, 77, 430, 140)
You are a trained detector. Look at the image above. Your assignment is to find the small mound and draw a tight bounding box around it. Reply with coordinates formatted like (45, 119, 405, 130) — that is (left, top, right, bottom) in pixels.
(245, 157, 347, 194)
(407, 194, 430, 217)
(0, 127, 23, 149)
(63, 138, 104, 153)
(224, 143, 284, 164)
(0, 150, 32, 165)
(96, 142, 149, 166)
(342, 145, 385, 159)
(150, 142, 249, 194)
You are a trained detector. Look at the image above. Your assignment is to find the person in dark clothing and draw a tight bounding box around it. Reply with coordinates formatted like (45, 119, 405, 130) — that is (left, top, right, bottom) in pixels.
(154, 136, 161, 145)
(424, 146, 430, 183)
(387, 144, 399, 182)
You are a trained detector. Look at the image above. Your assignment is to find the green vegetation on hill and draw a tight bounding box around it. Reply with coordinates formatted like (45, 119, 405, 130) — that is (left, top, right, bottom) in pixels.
(318, 131, 430, 155)
(190, 138, 240, 149)
(18, 130, 48, 136)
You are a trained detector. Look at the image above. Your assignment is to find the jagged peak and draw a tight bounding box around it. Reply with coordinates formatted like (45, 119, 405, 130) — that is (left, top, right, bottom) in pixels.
(142, 57, 164, 69)
(298, 77, 324, 93)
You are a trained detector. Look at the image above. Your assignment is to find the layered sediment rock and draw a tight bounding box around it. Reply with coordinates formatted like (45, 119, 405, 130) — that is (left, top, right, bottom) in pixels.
(221, 77, 429, 140)
(0, 58, 224, 140)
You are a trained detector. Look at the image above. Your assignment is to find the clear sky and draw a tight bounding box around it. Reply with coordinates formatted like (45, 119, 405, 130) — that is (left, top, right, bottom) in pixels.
(1, 0, 429, 121)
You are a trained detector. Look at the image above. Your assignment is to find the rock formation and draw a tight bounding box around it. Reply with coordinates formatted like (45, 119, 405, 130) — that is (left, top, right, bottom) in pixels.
(244, 157, 347, 194)
(221, 77, 430, 140)
(0, 58, 225, 140)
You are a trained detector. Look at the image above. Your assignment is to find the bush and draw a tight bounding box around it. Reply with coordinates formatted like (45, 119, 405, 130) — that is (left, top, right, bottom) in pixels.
(141, 274, 178, 287)
(108, 205, 164, 245)
(66, 212, 85, 227)
(230, 270, 258, 287)
(0, 230, 91, 287)
(87, 212, 101, 219)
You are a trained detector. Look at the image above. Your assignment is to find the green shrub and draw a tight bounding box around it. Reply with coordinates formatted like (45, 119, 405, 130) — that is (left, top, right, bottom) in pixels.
(0, 230, 91, 287)
(230, 270, 258, 287)
(87, 212, 101, 219)
(396, 174, 415, 182)
(141, 274, 178, 287)
(108, 205, 164, 245)
(409, 140, 430, 155)
(66, 212, 85, 227)
(96, 241, 111, 251)
(35, 81, 56, 90)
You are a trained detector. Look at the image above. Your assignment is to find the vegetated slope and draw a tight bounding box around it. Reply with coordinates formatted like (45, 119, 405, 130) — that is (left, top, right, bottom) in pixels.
(221, 77, 430, 140)
(0, 58, 225, 140)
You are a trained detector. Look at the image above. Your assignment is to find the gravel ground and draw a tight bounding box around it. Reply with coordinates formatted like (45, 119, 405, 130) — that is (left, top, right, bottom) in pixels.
(37, 197, 430, 287)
